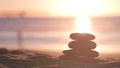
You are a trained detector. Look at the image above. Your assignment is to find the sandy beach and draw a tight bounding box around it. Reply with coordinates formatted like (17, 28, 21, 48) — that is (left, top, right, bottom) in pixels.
(0, 48, 119, 68)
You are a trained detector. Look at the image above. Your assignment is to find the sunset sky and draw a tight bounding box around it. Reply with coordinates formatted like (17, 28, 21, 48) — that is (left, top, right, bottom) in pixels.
(0, 0, 120, 57)
(0, 0, 120, 17)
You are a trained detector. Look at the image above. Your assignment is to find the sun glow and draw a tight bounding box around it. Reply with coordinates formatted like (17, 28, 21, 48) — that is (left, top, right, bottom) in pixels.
(58, 0, 95, 33)
(75, 17, 91, 33)
(51, 0, 102, 17)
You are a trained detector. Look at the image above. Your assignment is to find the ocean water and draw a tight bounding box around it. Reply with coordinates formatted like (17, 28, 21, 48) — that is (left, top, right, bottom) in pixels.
(0, 17, 120, 57)
(91, 17, 120, 57)
(0, 18, 75, 50)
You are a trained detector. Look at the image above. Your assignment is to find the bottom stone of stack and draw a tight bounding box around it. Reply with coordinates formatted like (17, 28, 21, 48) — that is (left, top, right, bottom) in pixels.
(63, 50, 99, 57)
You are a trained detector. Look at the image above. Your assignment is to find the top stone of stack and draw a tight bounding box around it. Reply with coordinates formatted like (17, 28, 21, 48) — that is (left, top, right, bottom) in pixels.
(70, 33, 95, 40)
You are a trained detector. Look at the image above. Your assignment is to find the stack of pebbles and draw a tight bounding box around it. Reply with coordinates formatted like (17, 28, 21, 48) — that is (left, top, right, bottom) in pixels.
(59, 33, 99, 62)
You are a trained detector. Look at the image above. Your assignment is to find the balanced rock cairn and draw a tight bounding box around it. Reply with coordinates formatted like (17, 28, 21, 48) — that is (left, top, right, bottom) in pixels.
(59, 33, 99, 62)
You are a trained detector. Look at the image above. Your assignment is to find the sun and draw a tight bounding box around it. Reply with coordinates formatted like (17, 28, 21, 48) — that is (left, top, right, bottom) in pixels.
(75, 17, 91, 33)
(53, 0, 102, 16)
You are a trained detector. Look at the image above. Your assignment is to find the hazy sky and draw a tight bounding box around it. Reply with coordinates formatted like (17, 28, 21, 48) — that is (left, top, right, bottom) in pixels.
(0, 0, 120, 17)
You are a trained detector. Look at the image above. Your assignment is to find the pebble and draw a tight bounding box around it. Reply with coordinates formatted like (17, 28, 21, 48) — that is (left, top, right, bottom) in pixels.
(70, 33, 95, 40)
(68, 41, 96, 49)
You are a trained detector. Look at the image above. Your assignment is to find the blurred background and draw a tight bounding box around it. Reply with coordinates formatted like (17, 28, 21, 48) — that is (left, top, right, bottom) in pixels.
(0, 0, 120, 58)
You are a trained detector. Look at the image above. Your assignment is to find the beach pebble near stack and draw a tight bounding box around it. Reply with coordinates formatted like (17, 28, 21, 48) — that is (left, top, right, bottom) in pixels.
(59, 33, 99, 62)
(70, 33, 95, 40)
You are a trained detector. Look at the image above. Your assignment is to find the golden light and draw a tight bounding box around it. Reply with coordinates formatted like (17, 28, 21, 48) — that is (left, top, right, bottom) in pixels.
(53, 0, 120, 55)
(75, 17, 91, 33)
(53, 0, 100, 33)
(49, 0, 102, 17)
(56, 0, 102, 52)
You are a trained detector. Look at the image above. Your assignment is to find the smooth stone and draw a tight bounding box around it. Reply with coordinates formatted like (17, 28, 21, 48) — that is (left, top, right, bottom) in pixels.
(63, 50, 99, 57)
(68, 41, 97, 49)
(70, 33, 95, 40)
